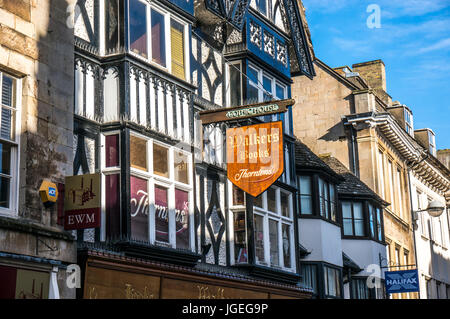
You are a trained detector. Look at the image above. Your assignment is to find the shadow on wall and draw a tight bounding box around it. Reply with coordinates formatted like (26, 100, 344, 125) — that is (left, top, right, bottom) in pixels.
(426, 220, 450, 298)
(18, 0, 75, 227)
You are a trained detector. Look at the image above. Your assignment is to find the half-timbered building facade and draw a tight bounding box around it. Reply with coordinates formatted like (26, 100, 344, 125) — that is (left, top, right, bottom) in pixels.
(72, 0, 316, 298)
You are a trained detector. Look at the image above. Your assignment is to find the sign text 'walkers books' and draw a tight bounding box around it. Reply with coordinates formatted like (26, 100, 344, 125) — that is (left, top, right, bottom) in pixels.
(226, 121, 284, 197)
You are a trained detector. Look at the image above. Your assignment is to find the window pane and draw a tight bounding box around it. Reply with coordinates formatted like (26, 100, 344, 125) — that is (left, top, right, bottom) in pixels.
(234, 211, 248, 263)
(369, 204, 375, 238)
(300, 195, 312, 215)
(330, 186, 336, 221)
(354, 219, 365, 236)
(130, 135, 147, 171)
(256, 0, 267, 16)
(1, 108, 12, 140)
(282, 224, 291, 268)
(267, 188, 276, 212)
(130, 176, 148, 241)
(343, 219, 353, 236)
(175, 189, 189, 249)
(0, 176, 10, 208)
(275, 84, 285, 99)
(254, 193, 263, 208)
(174, 151, 188, 184)
(247, 67, 258, 84)
(377, 208, 382, 241)
(155, 185, 169, 243)
(151, 9, 166, 66)
(0, 143, 11, 175)
(254, 214, 265, 264)
(324, 182, 329, 219)
(153, 143, 168, 177)
(280, 192, 289, 217)
(299, 176, 311, 195)
(233, 185, 245, 206)
(1, 76, 14, 107)
(171, 19, 185, 80)
(229, 64, 242, 107)
(263, 76, 272, 101)
(105, 134, 119, 167)
(269, 220, 279, 267)
(247, 84, 258, 104)
(105, 174, 120, 240)
(129, 0, 148, 58)
(342, 202, 352, 218)
(301, 265, 317, 294)
(353, 202, 363, 219)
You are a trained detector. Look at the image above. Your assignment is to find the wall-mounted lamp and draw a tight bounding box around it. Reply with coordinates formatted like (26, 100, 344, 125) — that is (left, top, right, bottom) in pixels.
(414, 200, 445, 220)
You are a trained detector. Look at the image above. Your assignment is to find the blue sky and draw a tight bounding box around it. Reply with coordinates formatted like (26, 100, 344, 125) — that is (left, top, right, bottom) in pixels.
(301, 0, 450, 149)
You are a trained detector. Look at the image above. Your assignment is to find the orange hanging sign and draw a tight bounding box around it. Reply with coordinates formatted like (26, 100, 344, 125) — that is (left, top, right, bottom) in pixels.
(226, 121, 284, 197)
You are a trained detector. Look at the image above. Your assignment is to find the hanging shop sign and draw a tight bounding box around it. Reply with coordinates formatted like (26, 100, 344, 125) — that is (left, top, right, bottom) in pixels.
(226, 121, 284, 197)
(64, 173, 101, 230)
(199, 99, 294, 125)
(384, 269, 420, 294)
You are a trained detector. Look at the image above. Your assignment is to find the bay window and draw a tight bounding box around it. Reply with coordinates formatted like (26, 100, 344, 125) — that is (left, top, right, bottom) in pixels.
(229, 183, 295, 271)
(0, 72, 20, 215)
(253, 186, 294, 270)
(102, 131, 194, 250)
(128, 0, 188, 80)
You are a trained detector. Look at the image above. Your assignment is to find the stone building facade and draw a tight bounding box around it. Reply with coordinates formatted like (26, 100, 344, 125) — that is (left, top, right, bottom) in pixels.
(292, 58, 450, 299)
(0, 0, 77, 298)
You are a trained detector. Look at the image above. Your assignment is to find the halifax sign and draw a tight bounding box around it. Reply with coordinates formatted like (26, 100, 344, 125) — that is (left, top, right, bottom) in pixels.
(385, 269, 420, 294)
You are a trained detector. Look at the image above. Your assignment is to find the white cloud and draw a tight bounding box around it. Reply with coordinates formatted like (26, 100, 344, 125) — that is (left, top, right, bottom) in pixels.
(417, 38, 450, 54)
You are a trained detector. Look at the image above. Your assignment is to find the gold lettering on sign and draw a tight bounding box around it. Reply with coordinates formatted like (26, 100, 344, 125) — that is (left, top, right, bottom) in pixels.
(197, 286, 228, 299)
(125, 284, 154, 299)
(88, 286, 98, 299)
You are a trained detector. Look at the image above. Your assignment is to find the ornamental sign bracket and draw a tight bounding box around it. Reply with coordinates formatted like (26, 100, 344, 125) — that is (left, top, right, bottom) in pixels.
(199, 99, 294, 125)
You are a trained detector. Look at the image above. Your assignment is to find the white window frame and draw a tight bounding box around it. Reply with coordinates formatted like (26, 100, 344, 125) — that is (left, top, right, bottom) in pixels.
(225, 61, 243, 107)
(253, 186, 295, 272)
(0, 73, 21, 218)
(128, 0, 190, 81)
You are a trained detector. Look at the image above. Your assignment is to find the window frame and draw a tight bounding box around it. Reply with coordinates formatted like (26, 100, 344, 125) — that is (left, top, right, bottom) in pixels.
(127, 0, 190, 81)
(252, 186, 295, 271)
(225, 61, 244, 108)
(0, 72, 21, 217)
(228, 181, 295, 272)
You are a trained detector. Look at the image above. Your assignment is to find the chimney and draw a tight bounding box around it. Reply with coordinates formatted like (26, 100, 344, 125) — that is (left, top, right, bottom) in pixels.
(352, 60, 386, 92)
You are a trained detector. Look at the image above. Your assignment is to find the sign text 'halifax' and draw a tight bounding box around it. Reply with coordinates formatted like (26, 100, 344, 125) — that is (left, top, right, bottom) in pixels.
(384, 269, 420, 294)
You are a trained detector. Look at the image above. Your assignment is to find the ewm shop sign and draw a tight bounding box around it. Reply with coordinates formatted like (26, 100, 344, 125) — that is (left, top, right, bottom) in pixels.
(385, 269, 419, 294)
(64, 173, 101, 230)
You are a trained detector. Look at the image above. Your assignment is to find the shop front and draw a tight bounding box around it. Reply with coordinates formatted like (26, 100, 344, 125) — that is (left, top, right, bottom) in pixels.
(80, 249, 311, 299)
